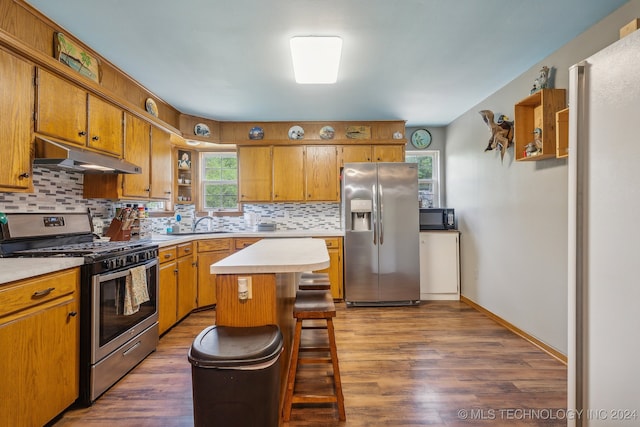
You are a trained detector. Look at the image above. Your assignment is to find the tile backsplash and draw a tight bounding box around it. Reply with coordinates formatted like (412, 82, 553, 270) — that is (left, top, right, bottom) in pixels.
(0, 167, 113, 218)
(1, 166, 342, 235)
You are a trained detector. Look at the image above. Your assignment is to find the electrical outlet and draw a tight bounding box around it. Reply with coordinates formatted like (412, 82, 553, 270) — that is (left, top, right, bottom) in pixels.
(237, 276, 252, 300)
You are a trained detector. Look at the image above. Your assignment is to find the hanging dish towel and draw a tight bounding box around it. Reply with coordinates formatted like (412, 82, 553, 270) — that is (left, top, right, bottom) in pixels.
(123, 265, 150, 315)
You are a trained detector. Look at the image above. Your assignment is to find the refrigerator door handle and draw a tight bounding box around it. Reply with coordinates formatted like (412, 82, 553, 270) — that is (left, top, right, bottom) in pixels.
(378, 183, 384, 245)
(372, 183, 377, 245)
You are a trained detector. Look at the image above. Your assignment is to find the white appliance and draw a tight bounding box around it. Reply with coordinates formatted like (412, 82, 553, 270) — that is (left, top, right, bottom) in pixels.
(568, 30, 640, 426)
(342, 162, 420, 306)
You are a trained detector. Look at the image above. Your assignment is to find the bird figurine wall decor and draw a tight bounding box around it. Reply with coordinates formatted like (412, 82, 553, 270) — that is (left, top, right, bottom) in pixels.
(524, 127, 543, 157)
(479, 110, 514, 162)
(531, 65, 551, 94)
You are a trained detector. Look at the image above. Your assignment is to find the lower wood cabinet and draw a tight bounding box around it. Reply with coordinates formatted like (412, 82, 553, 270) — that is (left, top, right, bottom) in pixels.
(197, 238, 232, 308)
(312, 237, 344, 299)
(0, 268, 80, 426)
(158, 242, 197, 335)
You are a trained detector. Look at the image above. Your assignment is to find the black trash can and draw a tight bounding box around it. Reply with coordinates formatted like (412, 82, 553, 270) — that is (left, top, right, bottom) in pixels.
(188, 324, 283, 427)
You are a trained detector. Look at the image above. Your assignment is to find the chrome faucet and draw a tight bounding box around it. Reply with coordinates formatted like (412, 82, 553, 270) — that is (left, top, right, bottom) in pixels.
(192, 216, 215, 232)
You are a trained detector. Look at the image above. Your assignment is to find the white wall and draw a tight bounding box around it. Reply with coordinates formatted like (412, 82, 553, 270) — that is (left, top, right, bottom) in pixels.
(445, 0, 640, 355)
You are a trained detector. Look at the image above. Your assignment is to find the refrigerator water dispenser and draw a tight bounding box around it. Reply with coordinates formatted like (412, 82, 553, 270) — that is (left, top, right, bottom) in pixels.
(350, 199, 372, 231)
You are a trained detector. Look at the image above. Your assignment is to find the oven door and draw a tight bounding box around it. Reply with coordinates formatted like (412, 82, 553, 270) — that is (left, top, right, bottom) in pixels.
(91, 258, 159, 363)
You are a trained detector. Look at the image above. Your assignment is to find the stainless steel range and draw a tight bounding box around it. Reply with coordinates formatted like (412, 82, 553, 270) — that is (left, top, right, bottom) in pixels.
(0, 211, 159, 405)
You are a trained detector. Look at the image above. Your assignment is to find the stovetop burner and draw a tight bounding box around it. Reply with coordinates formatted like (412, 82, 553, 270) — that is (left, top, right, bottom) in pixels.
(13, 240, 152, 257)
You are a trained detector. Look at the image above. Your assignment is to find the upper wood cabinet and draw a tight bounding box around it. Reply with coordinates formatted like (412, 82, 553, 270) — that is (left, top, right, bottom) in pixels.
(305, 145, 338, 201)
(121, 113, 151, 198)
(36, 68, 124, 157)
(0, 48, 34, 193)
(150, 126, 173, 200)
(341, 145, 372, 164)
(373, 145, 405, 162)
(238, 146, 272, 202)
(273, 146, 304, 201)
(87, 94, 124, 157)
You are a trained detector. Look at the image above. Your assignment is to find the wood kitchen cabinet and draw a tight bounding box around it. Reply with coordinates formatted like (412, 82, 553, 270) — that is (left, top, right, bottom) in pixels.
(121, 113, 151, 198)
(176, 242, 197, 320)
(419, 231, 460, 300)
(0, 268, 80, 426)
(150, 126, 173, 200)
(312, 237, 344, 299)
(158, 243, 197, 334)
(158, 246, 178, 335)
(36, 68, 123, 157)
(273, 145, 304, 201)
(341, 145, 372, 164)
(373, 144, 405, 162)
(0, 48, 34, 193)
(341, 144, 404, 165)
(305, 146, 339, 201)
(197, 238, 233, 307)
(239, 145, 339, 202)
(238, 146, 272, 202)
(83, 117, 174, 202)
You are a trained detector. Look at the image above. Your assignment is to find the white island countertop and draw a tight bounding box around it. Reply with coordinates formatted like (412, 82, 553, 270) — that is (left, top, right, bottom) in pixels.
(210, 237, 330, 274)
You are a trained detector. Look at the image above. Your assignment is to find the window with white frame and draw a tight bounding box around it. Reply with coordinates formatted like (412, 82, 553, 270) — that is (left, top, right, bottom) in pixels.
(200, 152, 238, 211)
(405, 150, 440, 208)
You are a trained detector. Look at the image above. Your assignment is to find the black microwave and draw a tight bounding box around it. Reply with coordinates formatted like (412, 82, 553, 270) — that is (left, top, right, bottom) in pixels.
(419, 208, 455, 230)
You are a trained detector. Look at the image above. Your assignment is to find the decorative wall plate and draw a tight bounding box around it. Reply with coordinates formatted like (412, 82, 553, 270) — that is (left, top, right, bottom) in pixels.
(249, 126, 264, 140)
(194, 123, 211, 137)
(410, 129, 432, 149)
(319, 125, 335, 140)
(145, 98, 158, 117)
(288, 125, 305, 140)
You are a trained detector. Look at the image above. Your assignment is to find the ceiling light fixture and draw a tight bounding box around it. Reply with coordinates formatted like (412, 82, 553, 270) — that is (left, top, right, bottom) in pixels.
(185, 140, 201, 146)
(290, 36, 342, 84)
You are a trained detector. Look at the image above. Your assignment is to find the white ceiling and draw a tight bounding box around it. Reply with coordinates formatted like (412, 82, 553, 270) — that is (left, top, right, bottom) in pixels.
(26, 0, 627, 127)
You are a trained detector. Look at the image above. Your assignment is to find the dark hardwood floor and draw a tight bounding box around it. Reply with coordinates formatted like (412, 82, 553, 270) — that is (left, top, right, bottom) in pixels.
(53, 301, 566, 426)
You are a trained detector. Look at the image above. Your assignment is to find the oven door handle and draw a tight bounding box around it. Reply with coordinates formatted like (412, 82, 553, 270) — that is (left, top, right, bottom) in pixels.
(96, 258, 158, 283)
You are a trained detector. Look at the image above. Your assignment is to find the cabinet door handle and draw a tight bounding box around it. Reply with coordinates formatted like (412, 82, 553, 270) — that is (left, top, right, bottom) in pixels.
(164, 253, 172, 259)
(32, 287, 55, 298)
(78, 131, 87, 136)
(174, 269, 178, 274)
(184, 248, 191, 253)
(18, 172, 30, 179)
(68, 311, 78, 317)
(145, 188, 150, 192)
(192, 262, 197, 267)
(92, 135, 100, 141)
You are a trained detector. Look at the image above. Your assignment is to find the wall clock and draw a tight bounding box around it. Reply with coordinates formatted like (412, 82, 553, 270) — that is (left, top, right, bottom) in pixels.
(410, 129, 432, 149)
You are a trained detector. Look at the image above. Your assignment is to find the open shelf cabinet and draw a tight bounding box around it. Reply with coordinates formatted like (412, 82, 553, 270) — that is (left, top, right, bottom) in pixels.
(514, 88, 566, 161)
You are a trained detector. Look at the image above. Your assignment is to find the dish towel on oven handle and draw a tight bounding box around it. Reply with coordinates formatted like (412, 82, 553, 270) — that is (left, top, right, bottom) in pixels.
(124, 265, 150, 315)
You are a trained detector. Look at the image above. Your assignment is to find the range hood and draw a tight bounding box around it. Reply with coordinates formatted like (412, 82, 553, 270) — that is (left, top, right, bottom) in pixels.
(33, 137, 142, 174)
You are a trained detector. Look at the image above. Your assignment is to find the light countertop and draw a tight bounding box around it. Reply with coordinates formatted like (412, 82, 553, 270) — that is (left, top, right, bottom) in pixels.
(0, 258, 85, 285)
(0, 230, 342, 284)
(150, 229, 344, 247)
(210, 237, 330, 274)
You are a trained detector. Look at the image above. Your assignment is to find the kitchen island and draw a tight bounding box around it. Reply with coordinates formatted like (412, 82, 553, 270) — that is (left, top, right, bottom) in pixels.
(209, 237, 330, 417)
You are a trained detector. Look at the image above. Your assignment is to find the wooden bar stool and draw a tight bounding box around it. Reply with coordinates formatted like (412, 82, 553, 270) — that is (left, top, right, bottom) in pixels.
(298, 272, 331, 291)
(282, 290, 346, 421)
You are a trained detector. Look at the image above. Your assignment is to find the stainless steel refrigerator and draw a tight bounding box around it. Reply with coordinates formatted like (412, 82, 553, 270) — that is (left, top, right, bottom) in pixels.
(567, 30, 640, 425)
(342, 162, 420, 306)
